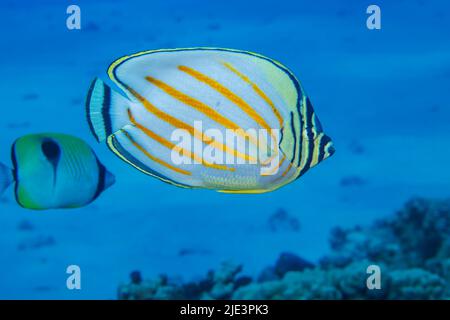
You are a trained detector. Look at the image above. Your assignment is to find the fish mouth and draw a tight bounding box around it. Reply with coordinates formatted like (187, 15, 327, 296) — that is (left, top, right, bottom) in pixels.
(104, 169, 116, 189)
(316, 133, 335, 160)
(327, 143, 336, 158)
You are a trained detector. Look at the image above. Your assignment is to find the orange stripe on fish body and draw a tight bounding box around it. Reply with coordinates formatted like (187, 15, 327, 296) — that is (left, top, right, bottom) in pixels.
(85, 48, 334, 192)
(127, 109, 232, 172)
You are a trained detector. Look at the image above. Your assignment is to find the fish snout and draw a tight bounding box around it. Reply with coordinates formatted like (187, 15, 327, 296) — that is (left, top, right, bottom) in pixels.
(104, 169, 116, 189)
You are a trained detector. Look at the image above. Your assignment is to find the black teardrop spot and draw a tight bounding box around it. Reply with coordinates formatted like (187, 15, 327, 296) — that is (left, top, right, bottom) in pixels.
(41, 139, 61, 186)
(41, 139, 61, 168)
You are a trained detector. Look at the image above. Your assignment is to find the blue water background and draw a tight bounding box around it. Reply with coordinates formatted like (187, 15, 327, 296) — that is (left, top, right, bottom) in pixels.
(0, 0, 449, 298)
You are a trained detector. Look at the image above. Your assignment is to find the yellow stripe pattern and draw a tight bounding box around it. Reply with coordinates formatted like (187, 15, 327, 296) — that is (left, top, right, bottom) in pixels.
(123, 84, 245, 170)
(127, 109, 232, 171)
(178, 64, 280, 163)
(121, 130, 191, 175)
(310, 132, 324, 169)
(103, 48, 320, 192)
(222, 62, 283, 127)
(178, 65, 274, 133)
(281, 161, 293, 177)
(261, 154, 286, 177)
(145, 76, 259, 157)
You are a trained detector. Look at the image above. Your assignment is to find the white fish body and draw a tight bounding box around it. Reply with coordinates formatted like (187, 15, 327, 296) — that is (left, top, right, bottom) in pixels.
(86, 48, 334, 193)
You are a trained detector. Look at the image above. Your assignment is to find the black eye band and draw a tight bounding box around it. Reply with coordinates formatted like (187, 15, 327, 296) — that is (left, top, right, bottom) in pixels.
(41, 139, 61, 162)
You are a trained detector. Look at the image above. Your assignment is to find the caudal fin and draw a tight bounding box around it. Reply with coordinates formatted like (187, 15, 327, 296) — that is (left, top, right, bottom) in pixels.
(85, 78, 133, 142)
(0, 162, 13, 196)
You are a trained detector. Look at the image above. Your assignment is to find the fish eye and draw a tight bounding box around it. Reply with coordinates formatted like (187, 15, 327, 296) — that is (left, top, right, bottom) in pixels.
(41, 139, 61, 161)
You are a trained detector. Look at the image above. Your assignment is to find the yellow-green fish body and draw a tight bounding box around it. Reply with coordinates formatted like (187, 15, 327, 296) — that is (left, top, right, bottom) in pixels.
(0, 133, 114, 210)
(86, 48, 334, 193)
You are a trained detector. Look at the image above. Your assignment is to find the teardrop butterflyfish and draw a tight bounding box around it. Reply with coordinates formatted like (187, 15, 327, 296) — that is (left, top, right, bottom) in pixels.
(0, 133, 115, 210)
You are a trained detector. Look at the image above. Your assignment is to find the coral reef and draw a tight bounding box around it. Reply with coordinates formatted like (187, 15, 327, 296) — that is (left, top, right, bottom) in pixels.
(118, 261, 249, 300)
(322, 198, 450, 271)
(118, 198, 450, 300)
(257, 252, 314, 283)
